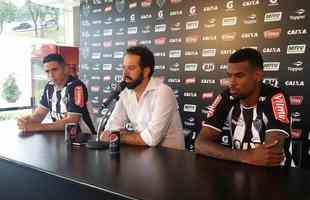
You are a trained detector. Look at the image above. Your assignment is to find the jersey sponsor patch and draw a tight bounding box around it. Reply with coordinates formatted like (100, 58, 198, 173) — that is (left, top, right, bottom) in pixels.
(74, 86, 85, 107)
(207, 95, 222, 118)
(271, 93, 289, 124)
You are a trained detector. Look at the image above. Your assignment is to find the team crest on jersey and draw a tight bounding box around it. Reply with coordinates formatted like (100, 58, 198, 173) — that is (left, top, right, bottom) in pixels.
(207, 95, 222, 118)
(74, 86, 85, 107)
(271, 93, 289, 124)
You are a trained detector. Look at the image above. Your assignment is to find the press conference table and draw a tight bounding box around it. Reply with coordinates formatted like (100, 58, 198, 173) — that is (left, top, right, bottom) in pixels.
(0, 121, 309, 200)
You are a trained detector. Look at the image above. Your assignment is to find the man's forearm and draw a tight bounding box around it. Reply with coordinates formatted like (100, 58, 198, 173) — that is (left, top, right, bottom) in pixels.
(195, 140, 247, 163)
(120, 131, 147, 146)
(26, 121, 66, 132)
(25, 116, 80, 132)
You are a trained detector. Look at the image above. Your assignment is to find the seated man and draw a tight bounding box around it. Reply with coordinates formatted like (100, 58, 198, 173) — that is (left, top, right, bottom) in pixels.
(100, 45, 184, 150)
(17, 54, 95, 134)
(195, 48, 290, 167)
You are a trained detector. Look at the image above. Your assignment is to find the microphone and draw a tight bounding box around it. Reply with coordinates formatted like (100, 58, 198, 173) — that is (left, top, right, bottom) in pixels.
(101, 81, 127, 109)
(86, 81, 127, 150)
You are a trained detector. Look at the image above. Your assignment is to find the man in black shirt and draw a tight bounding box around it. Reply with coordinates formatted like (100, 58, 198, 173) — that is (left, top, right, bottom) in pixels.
(17, 54, 95, 134)
(195, 48, 290, 167)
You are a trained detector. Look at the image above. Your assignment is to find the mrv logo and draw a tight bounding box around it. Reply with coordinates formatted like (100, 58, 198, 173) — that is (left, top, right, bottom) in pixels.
(287, 44, 306, 54)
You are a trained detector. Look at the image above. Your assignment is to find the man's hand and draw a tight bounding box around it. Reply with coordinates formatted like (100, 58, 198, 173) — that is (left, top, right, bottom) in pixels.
(242, 140, 285, 167)
(17, 116, 31, 131)
(100, 130, 111, 142)
(17, 117, 42, 132)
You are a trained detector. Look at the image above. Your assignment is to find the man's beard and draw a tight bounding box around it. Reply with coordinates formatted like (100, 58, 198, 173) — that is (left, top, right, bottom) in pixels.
(126, 72, 144, 90)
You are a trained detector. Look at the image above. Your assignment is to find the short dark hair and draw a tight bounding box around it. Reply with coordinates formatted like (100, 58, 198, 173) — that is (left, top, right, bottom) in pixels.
(43, 54, 65, 67)
(126, 45, 155, 77)
(228, 48, 263, 70)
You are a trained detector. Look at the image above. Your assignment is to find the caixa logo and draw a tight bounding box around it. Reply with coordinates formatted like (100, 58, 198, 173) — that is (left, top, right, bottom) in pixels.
(287, 29, 307, 35)
(201, 79, 216, 84)
(203, 5, 218, 12)
(289, 96, 303, 106)
(241, 32, 258, 39)
(285, 80, 304, 87)
(262, 47, 281, 54)
(183, 104, 197, 112)
(167, 78, 181, 83)
(242, 0, 260, 7)
(183, 92, 197, 97)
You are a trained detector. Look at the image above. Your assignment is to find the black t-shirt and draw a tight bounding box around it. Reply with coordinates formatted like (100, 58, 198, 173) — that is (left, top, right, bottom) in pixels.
(40, 76, 88, 122)
(204, 83, 290, 150)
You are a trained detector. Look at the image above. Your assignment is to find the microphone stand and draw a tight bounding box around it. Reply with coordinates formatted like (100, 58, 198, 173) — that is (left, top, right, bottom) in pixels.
(86, 98, 118, 149)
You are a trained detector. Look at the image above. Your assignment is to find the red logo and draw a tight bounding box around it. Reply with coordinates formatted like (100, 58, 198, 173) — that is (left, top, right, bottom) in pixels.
(110, 133, 119, 142)
(185, 77, 196, 84)
(264, 28, 282, 39)
(291, 129, 302, 139)
(220, 78, 230, 87)
(170, 0, 182, 4)
(202, 92, 214, 100)
(104, 5, 112, 12)
(128, 40, 137, 47)
(154, 37, 167, 45)
(185, 34, 200, 44)
(289, 96, 303, 105)
(141, 0, 152, 7)
(103, 41, 112, 47)
(271, 93, 289, 124)
(207, 95, 222, 118)
(74, 86, 85, 107)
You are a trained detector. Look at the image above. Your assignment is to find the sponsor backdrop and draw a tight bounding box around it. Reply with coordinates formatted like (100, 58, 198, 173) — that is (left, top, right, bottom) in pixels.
(80, 0, 309, 166)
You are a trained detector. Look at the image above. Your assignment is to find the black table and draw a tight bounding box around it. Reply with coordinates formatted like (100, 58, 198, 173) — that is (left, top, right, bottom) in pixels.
(0, 121, 310, 200)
